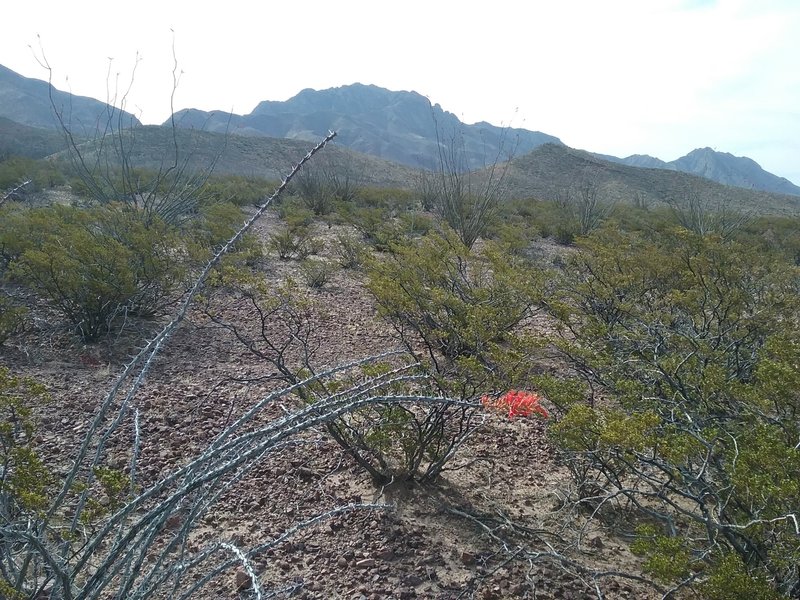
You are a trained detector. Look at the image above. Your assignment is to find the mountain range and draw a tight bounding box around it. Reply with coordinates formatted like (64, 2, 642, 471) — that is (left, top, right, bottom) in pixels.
(168, 83, 800, 197)
(0, 63, 798, 207)
(170, 83, 561, 172)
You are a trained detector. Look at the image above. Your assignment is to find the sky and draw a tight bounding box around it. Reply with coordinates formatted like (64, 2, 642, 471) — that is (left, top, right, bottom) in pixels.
(2, 0, 799, 185)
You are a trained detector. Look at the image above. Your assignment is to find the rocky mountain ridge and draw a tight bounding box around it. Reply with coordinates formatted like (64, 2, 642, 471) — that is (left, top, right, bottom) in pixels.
(597, 147, 800, 196)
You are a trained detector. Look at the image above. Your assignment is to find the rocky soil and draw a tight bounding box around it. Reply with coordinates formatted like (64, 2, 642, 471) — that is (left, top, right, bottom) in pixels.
(0, 208, 659, 599)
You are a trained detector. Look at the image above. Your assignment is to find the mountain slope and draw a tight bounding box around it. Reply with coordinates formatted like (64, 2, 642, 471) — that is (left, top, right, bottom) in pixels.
(0, 116, 67, 158)
(671, 147, 800, 196)
(169, 83, 562, 171)
(50, 126, 420, 189)
(0, 64, 141, 135)
(599, 147, 800, 196)
(505, 144, 800, 216)
(38, 127, 800, 217)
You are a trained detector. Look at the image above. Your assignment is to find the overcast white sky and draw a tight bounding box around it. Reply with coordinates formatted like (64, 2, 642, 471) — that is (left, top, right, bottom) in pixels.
(2, 0, 799, 184)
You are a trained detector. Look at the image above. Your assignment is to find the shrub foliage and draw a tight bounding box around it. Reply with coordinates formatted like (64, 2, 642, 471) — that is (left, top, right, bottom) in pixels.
(546, 227, 800, 596)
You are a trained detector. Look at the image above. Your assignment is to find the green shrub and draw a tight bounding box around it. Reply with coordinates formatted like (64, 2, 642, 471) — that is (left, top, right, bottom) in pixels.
(299, 259, 335, 289)
(188, 201, 262, 266)
(8, 205, 185, 340)
(0, 367, 52, 514)
(700, 553, 785, 600)
(341, 205, 406, 251)
(321, 364, 482, 485)
(366, 230, 542, 395)
(0, 156, 66, 193)
(267, 225, 320, 260)
(334, 232, 369, 269)
(277, 198, 316, 228)
(198, 174, 273, 207)
(0, 294, 26, 346)
(547, 227, 800, 596)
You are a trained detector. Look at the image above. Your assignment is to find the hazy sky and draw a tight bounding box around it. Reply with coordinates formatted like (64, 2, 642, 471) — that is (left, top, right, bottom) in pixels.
(2, 0, 799, 184)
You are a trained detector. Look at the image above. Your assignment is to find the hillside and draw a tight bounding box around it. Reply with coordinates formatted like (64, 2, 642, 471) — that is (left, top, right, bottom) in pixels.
(52, 128, 800, 216)
(1, 63, 797, 208)
(504, 144, 800, 215)
(0, 116, 67, 158)
(168, 83, 562, 171)
(0, 64, 141, 135)
(598, 147, 800, 196)
(55, 125, 421, 189)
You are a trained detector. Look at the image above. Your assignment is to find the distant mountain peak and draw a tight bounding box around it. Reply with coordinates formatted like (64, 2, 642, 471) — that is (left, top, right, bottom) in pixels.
(595, 146, 799, 196)
(171, 83, 563, 171)
(671, 147, 799, 196)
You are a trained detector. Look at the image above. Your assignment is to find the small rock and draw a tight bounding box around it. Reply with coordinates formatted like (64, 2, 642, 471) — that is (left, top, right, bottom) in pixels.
(233, 569, 250, 591)
(164, 514, 182, 531)
(376, 548, 395, 561)
(337, 556, 348, 568)
(460, 551, 476, 566)
(355, 558, 375, 569)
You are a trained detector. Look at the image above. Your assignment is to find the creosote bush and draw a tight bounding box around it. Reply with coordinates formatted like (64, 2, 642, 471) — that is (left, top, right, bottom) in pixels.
(546, 226, 800, 597)
(334, 231, 369, 269)
(267, 225, 321, 260)
(366, 229, 542, 396)
(0, 293, 26, 346)
(6, 204, 185, 341)
(1, 198, 254, 341)
(299, 259, 335, 289)
(198, 174, 274, 207)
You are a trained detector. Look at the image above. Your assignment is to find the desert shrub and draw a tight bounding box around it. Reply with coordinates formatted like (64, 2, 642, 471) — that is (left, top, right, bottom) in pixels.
(398, 211, 434, 238)
(277, 197, 315, 228)
(366, 230, 542, 396)
(188, 201, 262, 266)
(553, 223, 577, 245)
(204, 267, 483, 486)
(8, 204, 185, 340)
(340, 204, 405, 251)
(0, 156, 66, 194)
(668, 191, 751, 238)
(424, 124, 512, 249)
(484, 220, 537, 256)
(736, 214, 800, 266)
(0, 294, 26, 346)
(334, 232, 369, 269)
(267, 225, 320, 260)
(514, 199, 577, 245)
(291, 153, 362, 215)
(299, 259, 335, 289)
(546, 227, 800, 597)
(353, 187, 416, 211)
(0, 367, 52, 520)
(319, 361, 483, 485)
(198, 174, 273, 207)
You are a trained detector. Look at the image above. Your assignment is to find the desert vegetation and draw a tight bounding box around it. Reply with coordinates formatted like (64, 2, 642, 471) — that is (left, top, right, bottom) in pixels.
(0, 114, 799, 600)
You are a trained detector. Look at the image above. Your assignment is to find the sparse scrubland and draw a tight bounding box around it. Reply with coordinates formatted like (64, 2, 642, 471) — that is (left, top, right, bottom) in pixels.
(0, 132, 798, 600)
